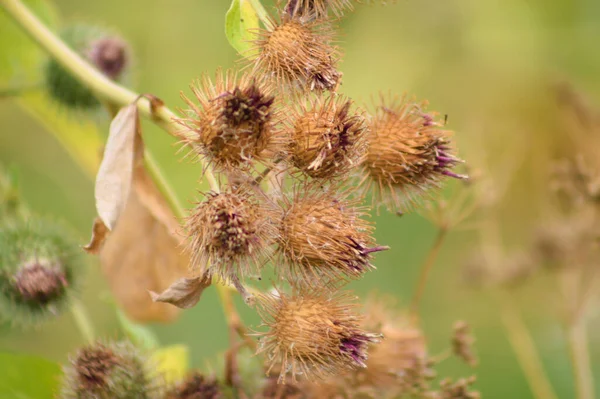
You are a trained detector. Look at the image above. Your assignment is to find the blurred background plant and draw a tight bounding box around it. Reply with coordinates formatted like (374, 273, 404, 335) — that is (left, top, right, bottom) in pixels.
(1, 0, 599, 398)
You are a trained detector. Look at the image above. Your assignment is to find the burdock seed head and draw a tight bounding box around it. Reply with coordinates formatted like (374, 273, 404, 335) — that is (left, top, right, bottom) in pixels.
(256, 289, 381, 383)
(0, 218, 85, 328)
(277, 185, 387, 287)
(250, 14, 341, 94)
(288, 95, 368, 180)
(360, 94, 467, 212)
(186, 185, 277, 286)
(283, 0, 354, 19)
(44, 24, 130, 109)
(60, 341, 161, 399)
(306, 297, 428, 397)
(165, 371, 222, 399)
(177, 69, 285, 173)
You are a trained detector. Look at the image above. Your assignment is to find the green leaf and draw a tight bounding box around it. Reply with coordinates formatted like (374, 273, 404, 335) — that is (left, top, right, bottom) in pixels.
(225, 0, 259, 56)
(0, 0, 59, 87)
(151, 345, 189, 386)
(0, 352, 62, 399)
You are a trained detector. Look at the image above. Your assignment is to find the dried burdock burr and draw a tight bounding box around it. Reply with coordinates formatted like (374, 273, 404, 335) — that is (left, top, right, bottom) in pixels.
(186, 185, 277, 301)
(276, 185, 387, 287)
(177, 69, 285, 173)
(360, 94, 467, 212)
(0, 218, 85, 328)
(165, 371, 222, 399)
(60, 341, 162, 399)
(283, 0, 354, 19)
(309, 296, 427, 397)
(287, 95, 368, 180)
(250, 14, 341, 94)
(255, 288, 381, 383)
(44, 24, 130, 109)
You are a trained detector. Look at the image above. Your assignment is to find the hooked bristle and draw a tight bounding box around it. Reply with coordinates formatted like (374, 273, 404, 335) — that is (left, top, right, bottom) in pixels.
(255, 289, 381, 383)
(250, 15, 341, 94)
(177, 69, 285, 172)
(288, 95, 368, 180)
(276, 185, 387, 287)
(360, 94, 466, 212)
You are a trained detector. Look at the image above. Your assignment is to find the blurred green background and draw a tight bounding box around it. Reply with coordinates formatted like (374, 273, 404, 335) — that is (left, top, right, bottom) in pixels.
(1, 0, 600, 397)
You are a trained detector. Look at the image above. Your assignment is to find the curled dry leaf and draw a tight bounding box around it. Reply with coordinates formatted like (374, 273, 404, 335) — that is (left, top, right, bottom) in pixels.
(149, 271, 212, 309)
(95, 102, 142, 230)
(88, 100, 195, 323)
(83, 217, 109, 254)
(99, 165, 191, 323)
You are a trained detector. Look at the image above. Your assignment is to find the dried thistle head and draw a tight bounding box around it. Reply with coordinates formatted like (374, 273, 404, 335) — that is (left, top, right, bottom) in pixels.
(186, 186, 276, 291)
(165, 371, 221, 399)
(250, 14, 341, 94)
(177, 69, 284, 172)
(360, 94, 467, 212)
(287, 95, 368, 180)
(276, 185, 387, 287)
(256, 289, 381, 383)
(283, 0, 354, 19)
(60, 341, 161, 399)
(309, 296, 427, 398)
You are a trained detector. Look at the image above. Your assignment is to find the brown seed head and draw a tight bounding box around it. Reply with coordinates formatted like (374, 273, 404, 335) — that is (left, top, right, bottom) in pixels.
(166, 372, 221, 399)
(310, 297, 427, 397)
(87, 37, 128, 80)
(186, 186, 276, 283)
(12, 260, 68, 305)
(452, 321, 478, 367)
(256, 289, 381, 383)
(288, 95, 368, 180)
(251, 15, 341, 94)
(277, 185, 387, 287)
(74, 344, 119, 392)
(177, 69, 284, 172)
(283, 0, 354, 19)
(360, 95, 467, 212)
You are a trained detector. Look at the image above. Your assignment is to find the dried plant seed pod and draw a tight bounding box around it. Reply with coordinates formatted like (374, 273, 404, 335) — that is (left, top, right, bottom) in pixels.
(360, 95, 467, 212)
(177, 69, 285, 172)
(44, 24, 130, 109)
(0, 218, 85, 328)
(165, 371, 221, 399)
(288, 95, 368, 180)
(250, 14, 341, 94)
(60, 341, 162, 399)
(284, 0, 354, 19)
(277, 186, 387, 287)
(186, 186, 276, 301)
(256, 289, 381, 383)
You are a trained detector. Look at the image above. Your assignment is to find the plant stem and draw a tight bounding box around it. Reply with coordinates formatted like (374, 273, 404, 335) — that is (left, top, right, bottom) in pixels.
(498, 292, 559, 399)
(70, 298, 95, 344)
(0, 0, 220, 193)
(568, 316, 595, 399)
(409, 227, 448, 315)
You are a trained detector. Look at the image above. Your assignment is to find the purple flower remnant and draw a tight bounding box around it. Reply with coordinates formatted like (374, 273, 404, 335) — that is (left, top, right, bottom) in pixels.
(340, 332, 381, 368)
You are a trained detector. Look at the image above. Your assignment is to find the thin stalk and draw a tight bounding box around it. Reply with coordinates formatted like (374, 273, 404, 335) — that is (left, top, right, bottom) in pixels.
(568, 318, 594, 399)
(498, 292, 559, 399)
(216, 284, 257, 350)
(409, 227, 448, 315)
(70, 298, 95, 344)
(0, 0, 220, 193)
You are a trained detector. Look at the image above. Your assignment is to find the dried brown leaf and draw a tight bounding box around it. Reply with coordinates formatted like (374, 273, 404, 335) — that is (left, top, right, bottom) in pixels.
(99, 165, 191, 322)
(95, 103, 142, 230)
(149, 272, 211, 309)
(83, 217, 109, 254)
